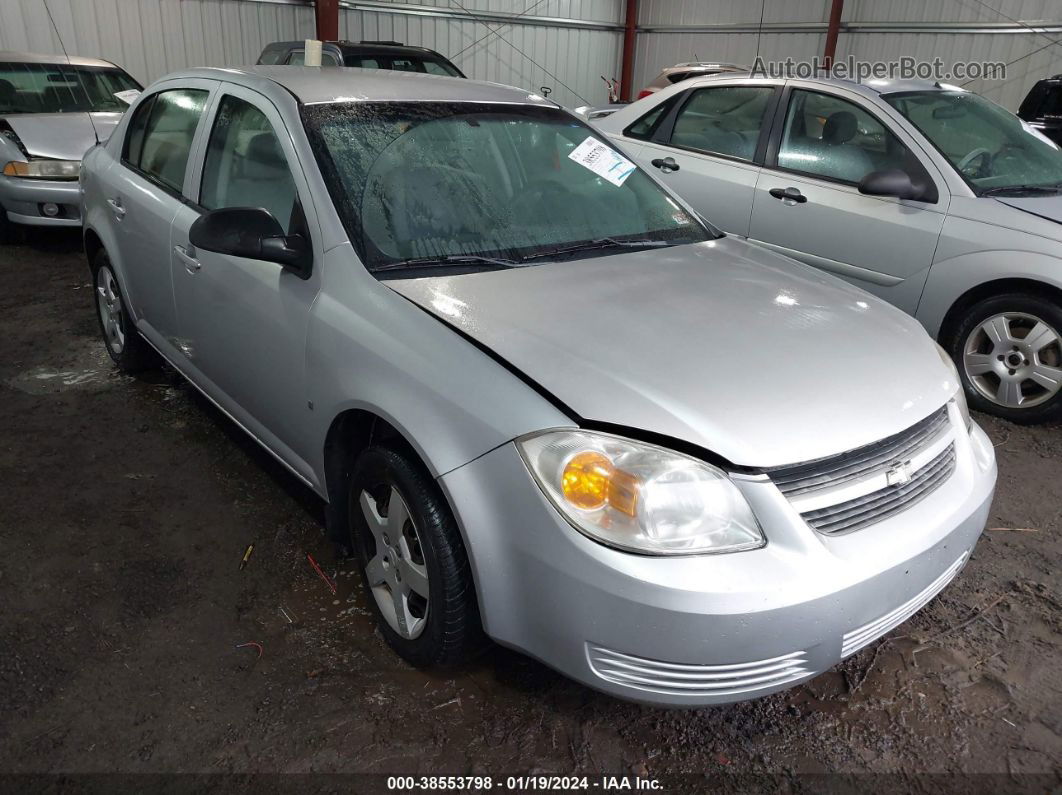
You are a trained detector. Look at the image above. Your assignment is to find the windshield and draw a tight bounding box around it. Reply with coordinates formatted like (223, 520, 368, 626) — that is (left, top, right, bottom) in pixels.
(303, 102, 711, 272)
(0, 62, 140, 114)
(884, 90, 1062, 194)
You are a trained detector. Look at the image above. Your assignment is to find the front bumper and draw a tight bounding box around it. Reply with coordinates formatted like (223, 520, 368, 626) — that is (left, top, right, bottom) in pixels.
(440, 411, 996, 707)
(0, 175, 81, 227)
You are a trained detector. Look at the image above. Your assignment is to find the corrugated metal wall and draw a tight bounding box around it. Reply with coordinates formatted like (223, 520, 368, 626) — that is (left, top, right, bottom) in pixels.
(0, 0, 622, 109)
(635, 0, 1062, 110)
(339, 1, 622, 108)
(633, 0, 830, 90)
(0, 0, 316, 86)
(842, 0, 1062, 110)
(2, 0, 1061, 111)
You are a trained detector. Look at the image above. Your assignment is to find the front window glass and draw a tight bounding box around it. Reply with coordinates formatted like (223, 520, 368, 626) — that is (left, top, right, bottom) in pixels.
(885, 90, 1062, 193)
(200, 95, 298, 233)
(0, 62, 140, 114)
(669, 85, 773, 160)
(778, 89, 914, 183)
(303, 103, 710, 272)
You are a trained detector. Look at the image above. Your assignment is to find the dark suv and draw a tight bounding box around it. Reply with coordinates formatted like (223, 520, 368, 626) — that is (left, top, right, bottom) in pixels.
(1018, 74, 1062, 145)
(257, 40, 464, 78)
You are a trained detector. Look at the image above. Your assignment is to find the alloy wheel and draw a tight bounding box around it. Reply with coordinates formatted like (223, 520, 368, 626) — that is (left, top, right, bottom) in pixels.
(963, 312, 1062, 409)
(96, 265, 126, 355)
(359, 486, 430, 639)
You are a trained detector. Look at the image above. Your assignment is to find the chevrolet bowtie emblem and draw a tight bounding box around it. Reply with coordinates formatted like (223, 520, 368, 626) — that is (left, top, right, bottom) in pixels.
(886, 460, 914, 487)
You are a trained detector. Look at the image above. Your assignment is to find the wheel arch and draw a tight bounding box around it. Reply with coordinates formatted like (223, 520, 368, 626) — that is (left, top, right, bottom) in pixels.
(936, 277, 1062, 347)
(916, 250, 1062, 340)
(84, 226, 105, 272)
(321, 407, 448, 549)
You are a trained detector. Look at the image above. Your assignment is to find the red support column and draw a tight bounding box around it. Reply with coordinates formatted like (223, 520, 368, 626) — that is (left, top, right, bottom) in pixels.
(619, 0, 638, 102)
(822, 0, 844, 69)
(316, 0, 340, 42)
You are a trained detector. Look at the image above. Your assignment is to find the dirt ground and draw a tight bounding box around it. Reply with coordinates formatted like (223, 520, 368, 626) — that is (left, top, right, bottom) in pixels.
(0, 229, 1059, 792)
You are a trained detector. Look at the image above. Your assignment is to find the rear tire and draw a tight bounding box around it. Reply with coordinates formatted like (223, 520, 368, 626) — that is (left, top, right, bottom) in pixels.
(348, 445, 485, 668)
(91, 249, 158, 373)
(945, 292, 1062, 425)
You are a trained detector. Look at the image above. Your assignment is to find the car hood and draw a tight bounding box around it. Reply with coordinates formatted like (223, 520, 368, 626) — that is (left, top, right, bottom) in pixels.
(386, 238, 955, 468)
(0, 113, 122, 160)
(994, 194, 1062, 226)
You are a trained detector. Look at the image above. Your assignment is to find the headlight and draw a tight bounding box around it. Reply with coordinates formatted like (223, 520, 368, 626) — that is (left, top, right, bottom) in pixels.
(2, 160, 80, 180)
(935, 343, 973, 431)
(517, 430, 765, 555)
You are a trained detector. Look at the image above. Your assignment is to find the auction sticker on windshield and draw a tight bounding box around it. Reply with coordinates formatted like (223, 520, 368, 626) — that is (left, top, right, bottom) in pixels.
(568, 136, 636, 186)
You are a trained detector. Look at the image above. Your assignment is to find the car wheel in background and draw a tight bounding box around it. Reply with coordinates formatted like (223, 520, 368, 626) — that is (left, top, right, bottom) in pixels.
(348, 445, 485, 667)
(91, 249, 158, 373)
(948, 292, 1062, 424)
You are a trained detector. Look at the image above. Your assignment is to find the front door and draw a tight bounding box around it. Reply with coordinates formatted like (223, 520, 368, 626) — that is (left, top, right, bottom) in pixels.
(749, 86, 948, 313)
(170, 85, 322, 485)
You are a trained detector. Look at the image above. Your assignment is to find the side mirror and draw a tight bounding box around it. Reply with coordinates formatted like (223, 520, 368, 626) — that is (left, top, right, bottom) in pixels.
(858, 169, 927, 201)
(190, 207, 311, 277)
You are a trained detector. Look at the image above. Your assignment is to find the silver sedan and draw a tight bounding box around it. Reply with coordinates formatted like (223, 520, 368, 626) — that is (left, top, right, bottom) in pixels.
(80, 66, 996, 706)
(596, 74, 1062, 424)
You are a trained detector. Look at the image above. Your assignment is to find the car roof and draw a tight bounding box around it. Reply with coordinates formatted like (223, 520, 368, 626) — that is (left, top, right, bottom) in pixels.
(685, 72, 953, 99)
(160, 65, 556, 106)
(666, 63, 747, 71)
(0, 50, 119, 68)
(266, 40, 447, 58)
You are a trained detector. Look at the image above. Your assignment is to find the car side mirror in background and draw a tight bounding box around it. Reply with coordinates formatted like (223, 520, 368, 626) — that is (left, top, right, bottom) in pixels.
(858, 169, 928, 202)
(189, 207, 311, 278)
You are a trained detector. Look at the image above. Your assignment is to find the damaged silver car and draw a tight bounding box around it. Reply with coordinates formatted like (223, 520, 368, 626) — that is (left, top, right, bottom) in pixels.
(0, 51, 140, 241)
(80, 67, 997, 706)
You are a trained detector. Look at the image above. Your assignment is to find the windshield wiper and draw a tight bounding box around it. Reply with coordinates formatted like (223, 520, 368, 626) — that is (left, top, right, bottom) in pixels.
(981, 183, 1062, 197)
(371, 254, 520, 273)
(521, 237, 674, 261)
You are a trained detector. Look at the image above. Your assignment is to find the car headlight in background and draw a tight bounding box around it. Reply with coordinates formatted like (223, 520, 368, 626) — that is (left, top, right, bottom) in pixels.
(518, 430, 764, 555)
(935, 342, 973, 431)
(2, 160, 80, 180)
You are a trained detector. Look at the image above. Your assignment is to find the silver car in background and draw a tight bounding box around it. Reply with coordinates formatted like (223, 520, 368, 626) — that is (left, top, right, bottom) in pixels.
(0, 51, 140, 242)
(80, 67, 996, 706)
(597, 75, 1062, 424)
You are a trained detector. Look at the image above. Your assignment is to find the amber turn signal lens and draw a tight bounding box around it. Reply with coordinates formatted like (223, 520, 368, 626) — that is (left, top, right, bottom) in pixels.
(607, 468, 639, 517)
(561, 451, 640, 516)
(562, 451, 612, 510)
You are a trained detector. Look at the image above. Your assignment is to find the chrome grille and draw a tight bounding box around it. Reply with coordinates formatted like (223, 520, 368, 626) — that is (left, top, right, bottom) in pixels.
(770, 407, 950, 499)
(801, 443, 956, 535)
(586, 646, 811, 697)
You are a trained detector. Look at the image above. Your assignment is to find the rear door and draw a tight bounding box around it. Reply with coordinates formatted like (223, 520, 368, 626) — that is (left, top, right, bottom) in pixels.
(617, 81, 781, 235)
(169, 84, 323, 483)
(749, 85, 948, 313)
(101, 82, 213, 351)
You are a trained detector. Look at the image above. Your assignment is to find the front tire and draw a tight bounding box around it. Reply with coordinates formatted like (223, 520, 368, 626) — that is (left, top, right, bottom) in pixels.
(91, 249, 157, 373)
(348, 445, 484, 668)
(946, 292, 1062, 424)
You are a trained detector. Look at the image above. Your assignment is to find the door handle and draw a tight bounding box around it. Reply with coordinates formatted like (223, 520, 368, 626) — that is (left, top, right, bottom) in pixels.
(768, 187, 807, 204)
(651, 156, 680, 173)
(106, 197, 126, 220)
(174, 244, 201, 274)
